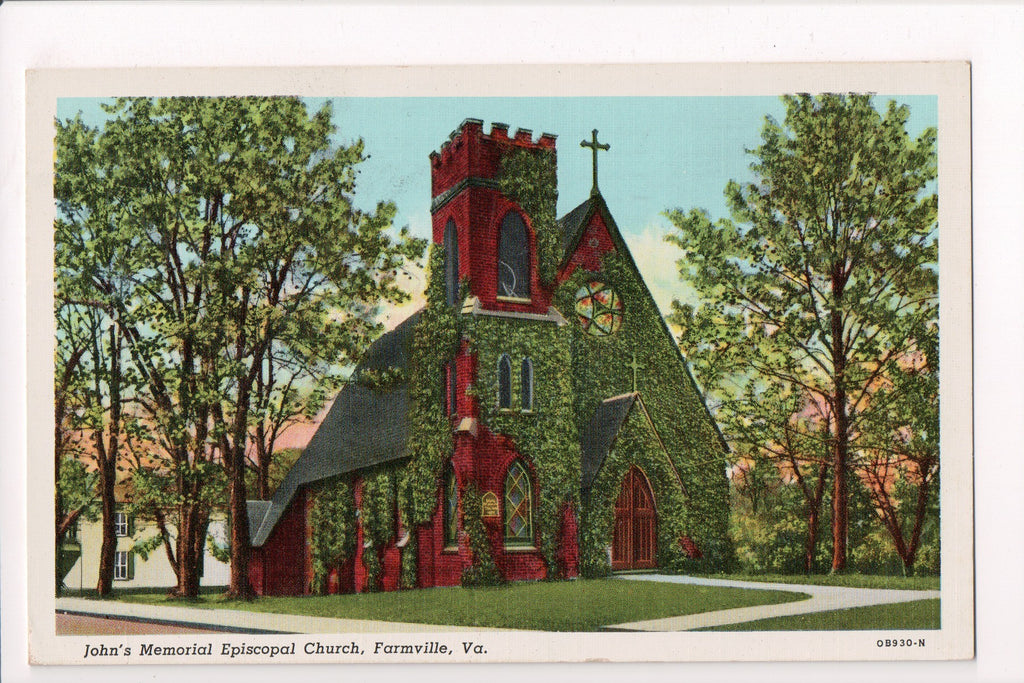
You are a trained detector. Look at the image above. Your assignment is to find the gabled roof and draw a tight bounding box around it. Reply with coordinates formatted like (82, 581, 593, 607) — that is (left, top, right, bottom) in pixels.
(580, 391, 688, 496)
(580, 393, 638, 490)
(247, 500, 272, 540)
(557, 192, 730, 454)
(249, 311, 421, 547)
(557, 195, 598, 258)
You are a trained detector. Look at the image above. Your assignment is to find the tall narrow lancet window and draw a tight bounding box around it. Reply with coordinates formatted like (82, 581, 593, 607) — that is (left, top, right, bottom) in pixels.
(443, 465, 459, 549)
(504, 460, 534, 546)
(497, 212, 530, 299)
(444, 219, 460, 307)
(520, 357, 533, 411)
(497, 354, 512, 409)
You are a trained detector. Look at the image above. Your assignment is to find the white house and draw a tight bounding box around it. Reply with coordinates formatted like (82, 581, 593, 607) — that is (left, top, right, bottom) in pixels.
(61, 507, 231, 591)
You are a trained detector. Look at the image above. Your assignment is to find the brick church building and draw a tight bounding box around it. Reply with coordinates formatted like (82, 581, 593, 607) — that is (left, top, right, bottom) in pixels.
(245, 119, 731, 595)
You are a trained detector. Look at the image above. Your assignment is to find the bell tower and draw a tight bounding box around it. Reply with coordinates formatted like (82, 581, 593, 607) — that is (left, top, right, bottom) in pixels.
(429, 119, 557, 315)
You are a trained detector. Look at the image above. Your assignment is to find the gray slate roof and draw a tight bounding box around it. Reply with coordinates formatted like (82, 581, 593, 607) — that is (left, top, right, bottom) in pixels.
(580, 393, 639, 491)
(249, 311, 421, 547)
(247, 501, 272, 540)
(557, 196, 598, 258)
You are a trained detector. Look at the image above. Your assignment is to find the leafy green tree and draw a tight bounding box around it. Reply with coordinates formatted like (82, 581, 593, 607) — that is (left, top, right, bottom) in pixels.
(667, 94, 937, 571)
(54, 213, 142, 595)
(55, 97, 424, 597)
(856, 325, 938, 575)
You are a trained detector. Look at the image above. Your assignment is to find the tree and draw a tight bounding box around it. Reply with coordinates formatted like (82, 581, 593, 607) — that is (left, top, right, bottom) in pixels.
(55, 97, 425, 597)
(667, 94, 938, 571)
(55, 178, 142, 595)
(856, 326, 939, 575)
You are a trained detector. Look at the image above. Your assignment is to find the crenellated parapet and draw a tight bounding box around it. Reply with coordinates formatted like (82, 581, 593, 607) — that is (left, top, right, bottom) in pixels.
(430, 118, 557, 211)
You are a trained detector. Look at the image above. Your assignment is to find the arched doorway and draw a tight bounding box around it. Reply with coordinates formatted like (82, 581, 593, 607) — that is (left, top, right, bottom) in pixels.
(611, 466, 657, 570)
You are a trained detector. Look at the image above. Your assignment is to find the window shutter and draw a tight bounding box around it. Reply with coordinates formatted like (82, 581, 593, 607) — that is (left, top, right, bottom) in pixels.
(127, 551, 135, 581)
(127, 514, 135, 536)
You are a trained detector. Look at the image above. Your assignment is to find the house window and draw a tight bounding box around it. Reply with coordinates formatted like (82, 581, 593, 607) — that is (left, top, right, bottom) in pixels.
(444, 219, 460, 307)
(497, 354, 512, 409)
(520, 357, 533, 411)
(447, 361, 458, 416)
(504, 460, 534, 547)
(113, 551, 130, 581)
(114, 512, 130, 537)
(497, 212, 530, 299)
(443, 466, 459, 549)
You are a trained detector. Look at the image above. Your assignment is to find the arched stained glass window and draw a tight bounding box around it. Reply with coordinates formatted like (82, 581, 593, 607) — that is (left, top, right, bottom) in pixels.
(497, 212, 530, 299)
(520, 357, 533, 411)
(443, 465, 458, 549)
(504, 460, 534, 546)
(497, 354, 512, 409)
(444, 219, 460, 307)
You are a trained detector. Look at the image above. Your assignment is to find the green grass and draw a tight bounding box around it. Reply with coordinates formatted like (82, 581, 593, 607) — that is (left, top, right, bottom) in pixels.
(104, 579, 809, 631)
(699, 598, 940, 631)
(692, 573, 939, 591)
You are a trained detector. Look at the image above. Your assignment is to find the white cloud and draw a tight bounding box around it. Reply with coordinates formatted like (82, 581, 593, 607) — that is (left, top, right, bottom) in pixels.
(378, 260, 427, 331)
(621, 221, 701, 316)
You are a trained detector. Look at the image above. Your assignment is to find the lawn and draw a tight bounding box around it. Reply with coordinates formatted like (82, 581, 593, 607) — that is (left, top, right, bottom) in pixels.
(692, 573, 939, 591)
(699, 598, 941, 631)
(108, 579, 809, 631)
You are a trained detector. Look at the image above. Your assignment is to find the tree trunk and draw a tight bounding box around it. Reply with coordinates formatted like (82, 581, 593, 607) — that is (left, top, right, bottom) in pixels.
(95, 460, 117, 596)
(95, 322, 122, 596)
(226, 440, 255, 599)
(171, 501, 206, 598)
(830, 400, 850, 572)
(256, 432, 271, 500)
(805, 463, 829, 572)
(829, 271, 850, 573)
(226, 282, 256, 600)
(900, 469, 934, 576)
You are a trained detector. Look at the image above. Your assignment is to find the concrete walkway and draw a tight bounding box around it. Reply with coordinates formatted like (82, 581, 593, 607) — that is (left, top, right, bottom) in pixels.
(605, 574, 940, 631)
(55, 597, 512, 634)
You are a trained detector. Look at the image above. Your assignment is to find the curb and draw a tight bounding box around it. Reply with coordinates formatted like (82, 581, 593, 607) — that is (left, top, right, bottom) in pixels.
(57, 608, 284, 635)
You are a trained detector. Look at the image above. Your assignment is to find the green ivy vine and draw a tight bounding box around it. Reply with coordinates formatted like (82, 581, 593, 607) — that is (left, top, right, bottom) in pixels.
(467, 313, 579, 575)
(498, 147, 561, 286)
(308, 478, 355, 594)
(459, 484, 502, 587)
(555, 251, 734, 574)
(302, 147, 732, 591)
(359, 468, 399, 591)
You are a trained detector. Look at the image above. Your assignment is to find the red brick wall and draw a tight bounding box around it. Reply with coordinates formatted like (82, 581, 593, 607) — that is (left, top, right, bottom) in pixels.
(430, 120, 555, 200)
(353, 477, 370, 593)
(431, 121, 557, 316)
(558, 502, 580, 578)
(248, 547, 265, 595)
(559, 211, 618, 282)
(252, 489, 308, 596)
(469, 429, 548, 582)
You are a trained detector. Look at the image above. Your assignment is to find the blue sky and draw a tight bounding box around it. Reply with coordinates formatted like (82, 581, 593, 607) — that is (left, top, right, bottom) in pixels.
(56, 95, 938, 315)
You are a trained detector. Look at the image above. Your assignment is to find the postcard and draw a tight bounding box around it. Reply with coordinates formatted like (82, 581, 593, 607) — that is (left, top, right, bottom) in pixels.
(25, 62, 972, 664)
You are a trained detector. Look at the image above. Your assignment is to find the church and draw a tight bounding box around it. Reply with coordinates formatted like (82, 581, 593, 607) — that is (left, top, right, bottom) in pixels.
(245, 119, 732, 595)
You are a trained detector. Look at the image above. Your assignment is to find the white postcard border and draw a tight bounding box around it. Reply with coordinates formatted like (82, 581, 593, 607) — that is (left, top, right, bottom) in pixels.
(24, 62, 972, 666)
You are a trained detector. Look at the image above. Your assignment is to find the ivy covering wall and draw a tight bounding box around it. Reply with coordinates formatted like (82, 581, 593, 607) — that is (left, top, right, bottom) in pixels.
(308, 478, 355, 594)
(555, 248, 734, 575)
(305, 146, 733, 591)
(467, 312, 579, 575)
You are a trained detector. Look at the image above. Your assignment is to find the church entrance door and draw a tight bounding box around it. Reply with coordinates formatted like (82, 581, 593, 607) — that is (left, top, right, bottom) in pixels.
(611, 466, 657, 570)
